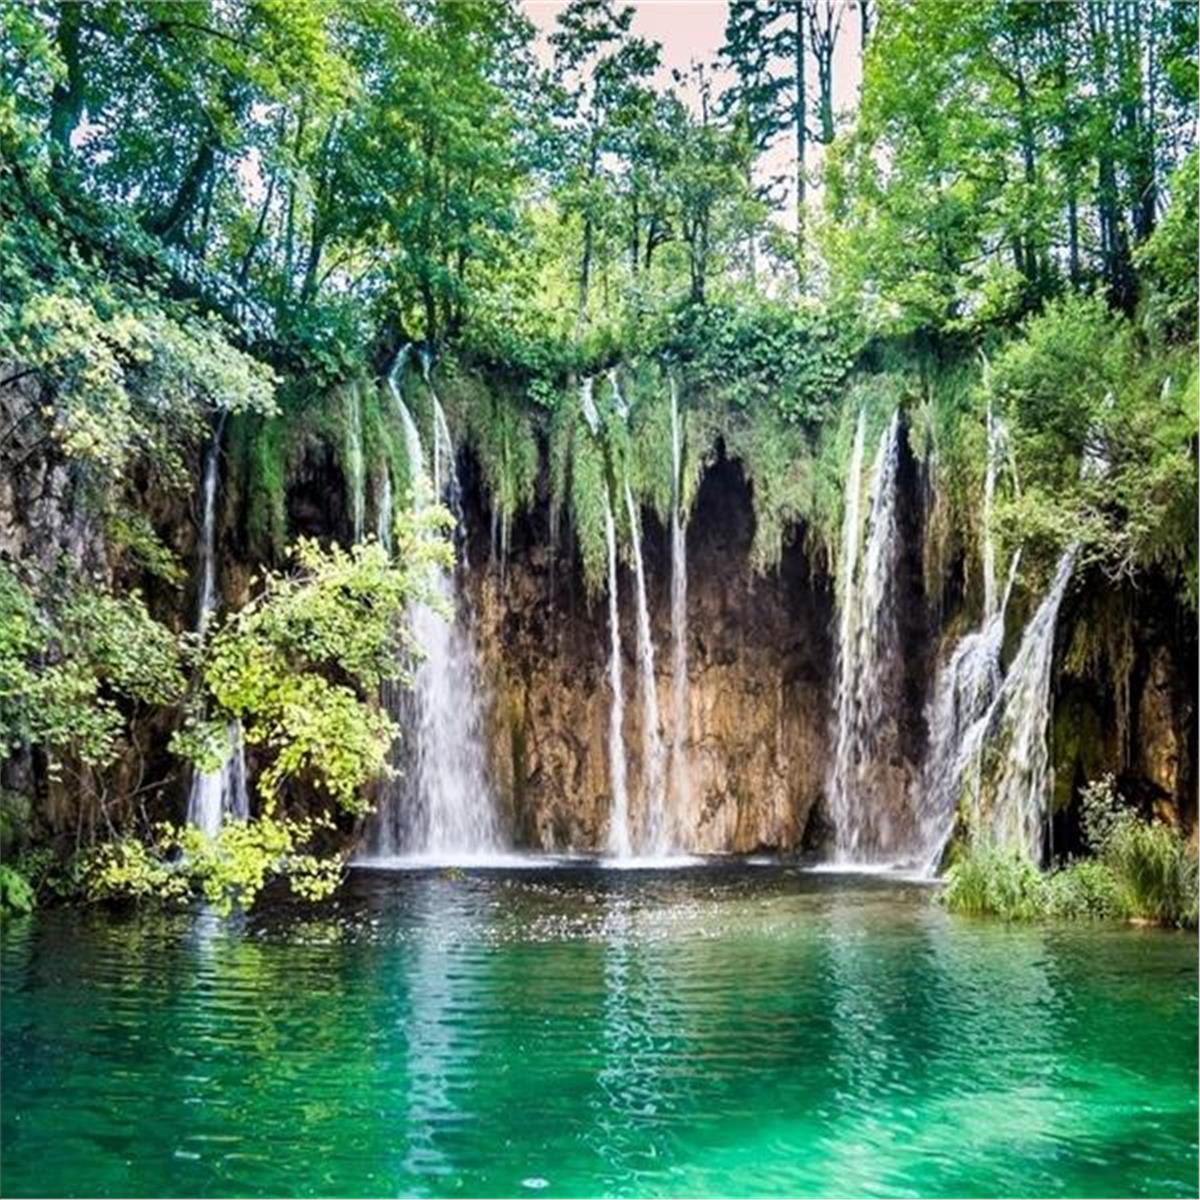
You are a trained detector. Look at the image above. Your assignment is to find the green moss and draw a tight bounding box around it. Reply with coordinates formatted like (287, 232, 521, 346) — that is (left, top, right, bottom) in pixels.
(243, 415, 290, 562)
(570, 426, 610, 600)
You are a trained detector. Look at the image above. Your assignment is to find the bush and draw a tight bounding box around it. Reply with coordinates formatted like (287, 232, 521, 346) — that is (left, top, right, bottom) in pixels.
(0, 864, 34, 916)
(941, 847, 1047, 921)
(1081, 774, 1198, 927)
(1043, 859, 1129, 921)
(943, 777, 1198, 928)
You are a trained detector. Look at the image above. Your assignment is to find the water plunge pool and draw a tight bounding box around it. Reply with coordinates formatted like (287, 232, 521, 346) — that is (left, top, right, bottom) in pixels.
(2, 864, 1195, 1197)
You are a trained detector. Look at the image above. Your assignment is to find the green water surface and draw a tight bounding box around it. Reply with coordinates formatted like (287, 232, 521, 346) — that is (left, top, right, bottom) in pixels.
(1, 865, 1196, 1197)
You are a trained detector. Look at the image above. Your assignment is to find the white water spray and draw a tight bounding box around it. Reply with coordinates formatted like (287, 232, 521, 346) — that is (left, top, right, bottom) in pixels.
(830, 410, 903, 861)
(186, 419, 249, 837)
(954, 546, 1078, 863)
(604, 496, 631, 859)
(346, 386, 365, 543)
(919, 401, 1015, 871)
(364, 352, 501, 859)
(623, 477, 667, 851)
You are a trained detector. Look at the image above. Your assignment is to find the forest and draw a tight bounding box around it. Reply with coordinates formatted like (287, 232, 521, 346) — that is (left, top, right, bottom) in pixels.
(0, 0, 1196, 918)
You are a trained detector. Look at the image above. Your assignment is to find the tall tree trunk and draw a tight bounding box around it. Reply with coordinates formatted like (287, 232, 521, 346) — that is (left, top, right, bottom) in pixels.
(794, 4, 807, 264)
(49, 2, 86, 166)
(148, 137, 217, 245)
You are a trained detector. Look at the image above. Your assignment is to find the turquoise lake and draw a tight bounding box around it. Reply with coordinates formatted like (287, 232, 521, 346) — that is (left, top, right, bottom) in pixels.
(2, 864, 1196, 1197)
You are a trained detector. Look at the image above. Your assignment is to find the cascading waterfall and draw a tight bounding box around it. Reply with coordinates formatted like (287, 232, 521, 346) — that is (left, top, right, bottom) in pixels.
(830, 411, 867, 856)
(622, 477, 667, 851)
(952, 546, 1079, 862)
(918, 402, 1017, 871)
(603, 498, 631, 859)
(376, 468, 393, 552)
(830, 410, 902, 861)
(608, 370, 666, 851)
(186, 417, 249, 837)
(364, 352, 501, 859)
(582, 377, 632, 857)
(668, 376, 691, 840)
(346, 386, 365, 543)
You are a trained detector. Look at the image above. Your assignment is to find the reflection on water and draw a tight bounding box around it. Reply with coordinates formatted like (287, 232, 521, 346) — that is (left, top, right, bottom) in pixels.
(2, 866, 1196, 1199)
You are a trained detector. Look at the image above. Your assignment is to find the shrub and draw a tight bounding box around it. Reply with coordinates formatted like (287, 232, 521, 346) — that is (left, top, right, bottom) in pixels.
(0, 864, 34, 916)
(1081, 774, 1198, 927)
(941, 847, 1047, 921)
(1043, 859, 1129, 921)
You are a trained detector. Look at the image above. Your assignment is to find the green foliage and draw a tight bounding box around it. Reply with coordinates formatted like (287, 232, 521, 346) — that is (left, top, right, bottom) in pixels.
(1043, 859, 1130, 922)
(990, 294, 1198, 602)
(1081, 775, 1198, 927)
(668, 300, 857, 428)
(570, 422, 612, 600)
(190, 526, 449, 812)
(462, 381, 540, 564)
(104, 507, 185, 586)
(0, 565, 185, 770)
(1135, 151, 1199, 345)
(941, 846, 1048, 921)
(83, 816, 342, 916)
(0, 864, 34, 916)
(943, 777, 1197, 928)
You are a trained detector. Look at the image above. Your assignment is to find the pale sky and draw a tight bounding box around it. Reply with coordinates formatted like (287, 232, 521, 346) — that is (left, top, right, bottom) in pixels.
(522, 0, 866, 219)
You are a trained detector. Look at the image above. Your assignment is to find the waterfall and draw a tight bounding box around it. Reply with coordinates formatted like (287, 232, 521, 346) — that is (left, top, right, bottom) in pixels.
(581, 376, 633, 857)
(953, 546, 1078, 863)
(603, 496, 631, 859)
(668, 376, 691, 840)
(186, 418, 249, 837)
(346, 386, 365, 543)
(918, 403, 1014, 871)
(364, 352, 501, 860)
(622, 477, 667, 851)
(376, 468, 393, 553)
(918, 549, 1021, 873)
(830, 411, 867, 858)
(606, 369, 666, 850)
(829, 410, 902, 862)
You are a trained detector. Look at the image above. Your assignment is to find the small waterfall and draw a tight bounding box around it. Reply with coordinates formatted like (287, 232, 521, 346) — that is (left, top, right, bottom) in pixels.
(581, 376, 633, 857)
(603, 496, 631, 858)
(376, 468, 393, 552)
(186, 418, 249, 837)
(622, 477, 667, 851)
(830, 411, 867, 857)
(365, 352, 500, 859)
(345, 386, 365, 543)
(955, 546, 1078, 862)
(668, 376, 691, 839)
(918, 402, 1014, 871)
(919, 550, 1021, 873)
(830, 410, 902, 862)
(608, 369, 666, 850)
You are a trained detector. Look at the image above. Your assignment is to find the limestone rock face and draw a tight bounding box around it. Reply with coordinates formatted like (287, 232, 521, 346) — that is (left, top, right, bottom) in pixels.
(467, 457, 836, 854)
(1138, 643, 1190, 823)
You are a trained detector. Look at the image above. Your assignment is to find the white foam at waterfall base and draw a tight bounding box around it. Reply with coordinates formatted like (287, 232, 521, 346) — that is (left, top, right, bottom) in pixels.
(186, 422, 249, 835)
(361, 355, 502, 860)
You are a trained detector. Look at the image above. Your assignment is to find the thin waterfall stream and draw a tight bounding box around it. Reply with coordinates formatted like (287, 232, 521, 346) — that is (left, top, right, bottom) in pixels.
(185, 415, 249, 837)
(582, 377, 633, 858)
(610, 371, 667, 852)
